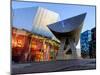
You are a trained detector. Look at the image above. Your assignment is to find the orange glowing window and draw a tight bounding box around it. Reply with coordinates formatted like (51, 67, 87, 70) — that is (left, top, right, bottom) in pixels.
(16, 39, 24, 48)
(31, 44, 37, 50)
(15, 35, 26, 48)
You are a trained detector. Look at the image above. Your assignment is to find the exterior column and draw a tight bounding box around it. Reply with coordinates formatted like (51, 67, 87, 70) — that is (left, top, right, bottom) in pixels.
(64, 45, 70, 54)
(56, 38, 66, 60)
(69, 39, 80, 59)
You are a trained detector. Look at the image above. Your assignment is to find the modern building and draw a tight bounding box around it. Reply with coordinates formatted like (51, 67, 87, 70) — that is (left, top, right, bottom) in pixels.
(12, 6, 60, 40)
(12, 7, 61, 63)
(12, 27, 59, 63)
(80, 30, 92, 58)
(90, 27, 96, 58)
(48, 13, 87, 60)
(32, 7, 60, 38)
(80, 27, 96, 58)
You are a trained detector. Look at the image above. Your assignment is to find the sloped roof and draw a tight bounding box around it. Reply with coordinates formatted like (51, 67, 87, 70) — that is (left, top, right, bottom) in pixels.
(48, 13, 86, 33)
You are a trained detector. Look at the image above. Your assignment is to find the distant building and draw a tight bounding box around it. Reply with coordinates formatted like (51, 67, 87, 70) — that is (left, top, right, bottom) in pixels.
(90, 27, 96, 58)
(80, 30, 92, 58)
(80, 27, 96, 58)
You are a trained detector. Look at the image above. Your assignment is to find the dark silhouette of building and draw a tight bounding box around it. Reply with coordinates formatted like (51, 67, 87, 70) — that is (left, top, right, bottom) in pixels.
(80, 27, 96, 58)
(80, 30, 91, 58)
(90, 27, 96, 58)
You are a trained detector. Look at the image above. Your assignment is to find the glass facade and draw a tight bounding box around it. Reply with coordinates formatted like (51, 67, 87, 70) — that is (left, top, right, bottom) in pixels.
(80, 30, 92, 58)
(90, 27, 96, 58)
(12, 27, 59, 63)
(80, 27, 96, 58)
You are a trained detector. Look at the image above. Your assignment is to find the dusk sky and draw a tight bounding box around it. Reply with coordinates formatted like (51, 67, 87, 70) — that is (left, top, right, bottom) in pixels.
(12, 1, 96, 48)
(12, 1, 96, 33)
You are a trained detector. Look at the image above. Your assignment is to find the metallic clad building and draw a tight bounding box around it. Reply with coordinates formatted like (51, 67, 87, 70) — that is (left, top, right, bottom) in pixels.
(32, 7, 60, 39)
(48, 13, 87, 59)
(13, 7, 60, 40)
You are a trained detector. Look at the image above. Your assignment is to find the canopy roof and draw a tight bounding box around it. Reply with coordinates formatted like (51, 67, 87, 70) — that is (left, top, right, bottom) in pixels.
(48, 13, 86, 33)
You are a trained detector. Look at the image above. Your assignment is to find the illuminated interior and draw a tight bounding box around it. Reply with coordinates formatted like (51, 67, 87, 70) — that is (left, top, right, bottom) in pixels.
(12, 27, 59, 63)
